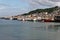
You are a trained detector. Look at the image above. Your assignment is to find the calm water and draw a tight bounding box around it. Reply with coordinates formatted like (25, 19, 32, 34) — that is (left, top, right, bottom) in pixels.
(0, 19, 60, 40)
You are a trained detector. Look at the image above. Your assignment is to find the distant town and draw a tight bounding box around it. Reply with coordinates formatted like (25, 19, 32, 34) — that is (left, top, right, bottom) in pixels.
(0, 6, 60, 22)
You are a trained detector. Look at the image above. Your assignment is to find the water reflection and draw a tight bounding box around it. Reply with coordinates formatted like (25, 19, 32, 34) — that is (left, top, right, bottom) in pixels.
(31, 23, 60, 40)
(32, 24, 60, 32)
(0, 20, 60, 40)
(48, 25, 60, 32)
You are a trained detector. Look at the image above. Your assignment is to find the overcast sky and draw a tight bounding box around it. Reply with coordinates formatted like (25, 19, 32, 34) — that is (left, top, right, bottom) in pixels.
(0, 0, 60, 16)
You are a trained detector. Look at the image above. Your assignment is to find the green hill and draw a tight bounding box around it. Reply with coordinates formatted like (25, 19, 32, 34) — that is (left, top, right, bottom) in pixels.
(21, 6, 59, 16)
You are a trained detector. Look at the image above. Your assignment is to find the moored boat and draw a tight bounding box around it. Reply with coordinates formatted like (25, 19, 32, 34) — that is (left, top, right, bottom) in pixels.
(54, 15, 60, 22)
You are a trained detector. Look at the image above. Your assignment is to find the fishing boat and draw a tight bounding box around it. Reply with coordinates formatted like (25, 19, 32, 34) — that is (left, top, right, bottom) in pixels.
(54, 15, 60, 22)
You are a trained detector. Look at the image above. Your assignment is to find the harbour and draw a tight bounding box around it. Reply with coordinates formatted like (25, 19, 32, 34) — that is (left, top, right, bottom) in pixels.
(1, 15, 60, 22)
(0, 0, 60, 40)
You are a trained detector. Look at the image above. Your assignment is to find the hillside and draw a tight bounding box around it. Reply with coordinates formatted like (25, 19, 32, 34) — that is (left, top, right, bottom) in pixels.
(21, 6, 60, 16)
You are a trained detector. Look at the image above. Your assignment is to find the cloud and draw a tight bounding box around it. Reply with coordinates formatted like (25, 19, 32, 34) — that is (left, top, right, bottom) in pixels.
(0, 0, 60, 16)
(0, 3, 22, 16)
(0, 3, 10, 10)
(24, 0, 60, 8)
(49, 0, 60, 2)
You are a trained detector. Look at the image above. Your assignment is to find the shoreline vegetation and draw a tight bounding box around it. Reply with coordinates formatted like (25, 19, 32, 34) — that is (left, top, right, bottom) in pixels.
(0, 6, 60, 22)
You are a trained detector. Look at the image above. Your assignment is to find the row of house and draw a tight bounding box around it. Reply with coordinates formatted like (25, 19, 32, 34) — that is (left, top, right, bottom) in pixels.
(2, 10, 60, 22)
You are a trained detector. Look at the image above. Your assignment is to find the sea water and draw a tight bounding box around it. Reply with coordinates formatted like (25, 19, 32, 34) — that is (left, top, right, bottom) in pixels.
(0, 19, 60, 40)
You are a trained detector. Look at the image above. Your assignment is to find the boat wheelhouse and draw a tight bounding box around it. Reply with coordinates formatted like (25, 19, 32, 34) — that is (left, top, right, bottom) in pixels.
(54, 15, 60, 22)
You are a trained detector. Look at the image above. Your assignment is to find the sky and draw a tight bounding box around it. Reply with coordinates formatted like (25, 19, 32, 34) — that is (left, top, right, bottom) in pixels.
(0, 0, 60, 16)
